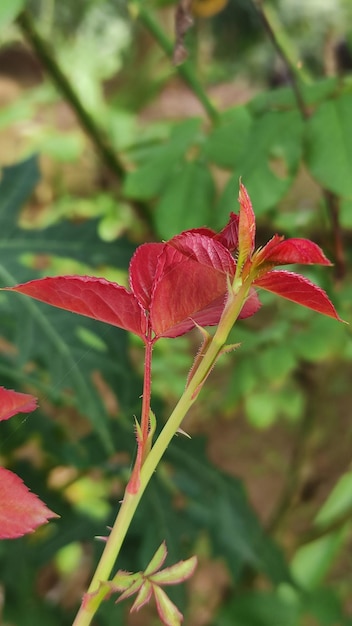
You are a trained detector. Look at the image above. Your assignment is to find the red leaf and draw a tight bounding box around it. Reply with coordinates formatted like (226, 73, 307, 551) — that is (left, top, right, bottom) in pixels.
(257, 237, 332, 267)
(0, 467, 58, 538)
(169, 231, 236, 274)
(214, 212, 239, 252)
(129, 243, 164, 311)
(0, 387, 37, 422)
(151, 234, 236, 337)
(237, 182, 256, 266)
(6, 276, 146, 339)
(254, 270, 342, 320)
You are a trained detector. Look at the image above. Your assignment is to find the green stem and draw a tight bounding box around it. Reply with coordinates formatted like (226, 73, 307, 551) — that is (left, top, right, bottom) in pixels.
(132, 1, 219, 123)
(72, 279, 250, 626)
(253, 0, 310, 119)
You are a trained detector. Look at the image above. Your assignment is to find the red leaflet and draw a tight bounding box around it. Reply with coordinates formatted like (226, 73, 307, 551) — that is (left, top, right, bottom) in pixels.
(0, 467, 58, 539)
(152, 233, 236, 337)
(0, 387, 58, 539)
(254, 236, 332, 268)
(214, 212, 239, 252)
(254, 271, 342, 320)
(0, 386, 37, 421)
(9, 276, 147, 339)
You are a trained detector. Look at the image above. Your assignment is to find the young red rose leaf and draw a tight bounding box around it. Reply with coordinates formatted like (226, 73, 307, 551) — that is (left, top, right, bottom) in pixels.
(237, 182, 256, 269)
(129, 243, 164, 311)
(151, 235, 236, 337)
(169, 231, 236, 274)
(0, 467, 58, 538)
(153, 584, 184, 626)
(214, 212, 239, 252)
(144, 541, 168, 576)
(0, 387, 37, 422)
(5, 276, 146, 339)
(151, 555, 198, 585)
(130, 580, 153, 613)
(115, 576, 144, 603)
(256, 236, 332, 268)
(112, 572, 139, 592)
(254, 270, 343, 320)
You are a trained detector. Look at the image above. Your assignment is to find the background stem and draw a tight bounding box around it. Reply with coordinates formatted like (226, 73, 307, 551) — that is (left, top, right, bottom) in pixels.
(16, 8, 153, 228)
(133, 2, 219, 123)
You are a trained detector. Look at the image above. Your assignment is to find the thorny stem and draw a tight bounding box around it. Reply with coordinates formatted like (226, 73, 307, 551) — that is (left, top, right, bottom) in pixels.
(253, 0, 346, 278)
(141, 338, 153, 446)
(72, 279, 251, 626)
(127, 335, 153, 493)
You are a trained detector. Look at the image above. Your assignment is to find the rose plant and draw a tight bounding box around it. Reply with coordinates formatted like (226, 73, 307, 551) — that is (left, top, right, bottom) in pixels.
(2, 184, 342, 626)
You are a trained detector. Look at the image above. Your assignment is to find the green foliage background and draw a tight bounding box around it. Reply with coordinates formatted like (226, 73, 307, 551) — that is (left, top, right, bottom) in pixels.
(0, 0, 352, 624)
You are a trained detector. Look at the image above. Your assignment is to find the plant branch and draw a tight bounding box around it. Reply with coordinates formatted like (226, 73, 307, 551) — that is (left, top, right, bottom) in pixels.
(252, 0, 346, 277)
(72, 279, 251, 626)
(253, 0, 310, 119)
(323, 190, 346, 280)
(17, 10, 125, 177)
(298, 508, 352, 546)
(132, 1, 219, 123)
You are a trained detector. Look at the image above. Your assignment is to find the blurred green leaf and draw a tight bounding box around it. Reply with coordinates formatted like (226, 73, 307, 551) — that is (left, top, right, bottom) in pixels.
(249, 78, 338, 116)
(165, 437, 292, 585)
(245, 389, 278, 429)
(257, 344, 297, 383)
(155, 160, 215, 238)
(0, 0, 24, 29)
(306, 92, 352, 197)
(214, 590, 299, 626)
(123, 119, 202, 200)
(302, 587, 349, 626)
(35, 132, 84, 162)
(217, 109, 304, 219)
(291, 530, 347, 589)
(290, 314, 346, 362)
(0, 157, 138, 450)
(315, 472, 352, 528)
(340, 197, 352, 228)
(204, 106, 253, 169)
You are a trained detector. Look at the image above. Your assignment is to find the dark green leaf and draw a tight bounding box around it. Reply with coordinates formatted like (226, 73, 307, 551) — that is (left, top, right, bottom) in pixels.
(214, 590, 299, 626)
(123, 118, 202, 200)
(0, 157, 139, 450)
(165, 437, 292, 584)
(155, 160, 215, 238)
(217, 109, 304, 219)
(305, 92, 352, 197)
(204, 106, 253, 169)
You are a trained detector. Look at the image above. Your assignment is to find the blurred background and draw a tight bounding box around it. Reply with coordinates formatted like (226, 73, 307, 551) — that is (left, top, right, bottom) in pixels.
(0, 0, 352, 624)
